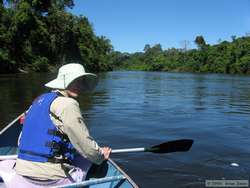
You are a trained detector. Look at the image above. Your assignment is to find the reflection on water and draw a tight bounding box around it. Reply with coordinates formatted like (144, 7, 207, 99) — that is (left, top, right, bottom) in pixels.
(0, 73, 52, 127)
(1, 71, 250, 187)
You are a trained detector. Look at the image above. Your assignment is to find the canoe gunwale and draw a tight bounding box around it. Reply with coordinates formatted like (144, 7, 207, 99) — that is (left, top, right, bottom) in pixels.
(52, 175, 126, 188)
(108, 158, 139, 188)
(0, 113, 23, 135)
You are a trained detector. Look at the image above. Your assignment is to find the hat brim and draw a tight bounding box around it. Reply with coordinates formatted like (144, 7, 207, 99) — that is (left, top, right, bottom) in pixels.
(45, 73, 98, 92)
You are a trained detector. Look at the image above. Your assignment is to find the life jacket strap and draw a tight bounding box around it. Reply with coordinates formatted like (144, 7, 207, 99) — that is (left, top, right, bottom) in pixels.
(19, 149, 51, 159)
(49, 111, 63, 123)
(45, 141, 74, 155)
(45, 141, 61, 151)
(47, 129, 68, 140)
(19, 149, 72, 164)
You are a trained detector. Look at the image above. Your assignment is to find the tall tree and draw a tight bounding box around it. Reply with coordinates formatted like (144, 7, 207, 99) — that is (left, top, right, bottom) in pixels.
(0, 0, 114, 73)
(143, 44, 150, 52)
(194, 35, 206, 50)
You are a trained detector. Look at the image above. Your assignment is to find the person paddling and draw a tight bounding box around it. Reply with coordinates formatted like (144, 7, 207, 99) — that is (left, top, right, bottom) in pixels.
(12, 63, 111, 187)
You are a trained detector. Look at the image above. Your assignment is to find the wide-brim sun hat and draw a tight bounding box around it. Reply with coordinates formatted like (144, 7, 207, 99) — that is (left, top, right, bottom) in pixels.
(45, 63, 98, 92)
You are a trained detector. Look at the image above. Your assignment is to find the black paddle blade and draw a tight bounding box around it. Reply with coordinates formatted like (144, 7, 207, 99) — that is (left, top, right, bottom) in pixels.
(146, 139, 194, 154)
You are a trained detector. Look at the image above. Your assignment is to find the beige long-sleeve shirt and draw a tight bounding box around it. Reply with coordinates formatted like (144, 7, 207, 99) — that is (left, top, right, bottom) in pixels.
(15, 91, 104, 180)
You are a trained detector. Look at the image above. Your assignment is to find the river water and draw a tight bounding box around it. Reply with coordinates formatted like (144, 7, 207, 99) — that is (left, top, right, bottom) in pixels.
(0, 71, 250, 187)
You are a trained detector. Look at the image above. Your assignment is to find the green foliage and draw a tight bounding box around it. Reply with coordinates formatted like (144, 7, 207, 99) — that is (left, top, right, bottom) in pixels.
(0, 0, 113, 73)
(32, 56, 49, 72)
(112, 36, 250, 75)
(150, 54, 166, 71)
(235, 55, 250, 74)
(1, 1, 250, 75)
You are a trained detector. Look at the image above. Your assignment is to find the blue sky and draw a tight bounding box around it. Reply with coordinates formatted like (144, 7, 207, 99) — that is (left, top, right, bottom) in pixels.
(70, 0, 250, 53)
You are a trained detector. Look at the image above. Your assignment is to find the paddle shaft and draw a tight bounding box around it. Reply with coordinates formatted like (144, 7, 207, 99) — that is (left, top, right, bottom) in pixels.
(112, 148, 145, 153)
(0, 146, 176, 160)
(0, 148, 146, 160)
(0, 139, 193, 161)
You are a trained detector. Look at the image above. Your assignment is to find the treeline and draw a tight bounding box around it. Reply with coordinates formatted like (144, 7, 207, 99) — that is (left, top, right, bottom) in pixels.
(0, 0, 113, 73)
(1, 1, 250, 75)
(111, 35, 250, 74)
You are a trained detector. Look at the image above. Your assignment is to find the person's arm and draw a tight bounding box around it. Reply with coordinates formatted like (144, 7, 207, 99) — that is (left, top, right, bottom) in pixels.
(60, 99, 108, 165)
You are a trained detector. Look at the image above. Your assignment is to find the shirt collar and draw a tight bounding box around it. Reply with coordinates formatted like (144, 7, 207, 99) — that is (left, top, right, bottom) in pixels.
(53, 90, 69, 97)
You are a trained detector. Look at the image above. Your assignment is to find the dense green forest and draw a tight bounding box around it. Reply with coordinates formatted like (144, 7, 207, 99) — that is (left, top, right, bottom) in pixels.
(1, 0, 250, 74)
(0, 0, 113, 73)
(112, 35, 250, 74)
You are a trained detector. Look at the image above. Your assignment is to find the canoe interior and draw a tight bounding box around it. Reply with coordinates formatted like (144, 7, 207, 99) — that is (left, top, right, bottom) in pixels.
(0, 115, 22, 156)
(0, 115, 138, 188)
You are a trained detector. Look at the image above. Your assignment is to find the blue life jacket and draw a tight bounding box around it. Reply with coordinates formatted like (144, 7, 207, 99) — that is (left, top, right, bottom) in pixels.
(18, 92, 75, 163)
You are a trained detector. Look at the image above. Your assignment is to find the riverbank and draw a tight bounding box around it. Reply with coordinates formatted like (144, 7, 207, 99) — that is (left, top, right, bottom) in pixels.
(112, 35, 250, 75)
